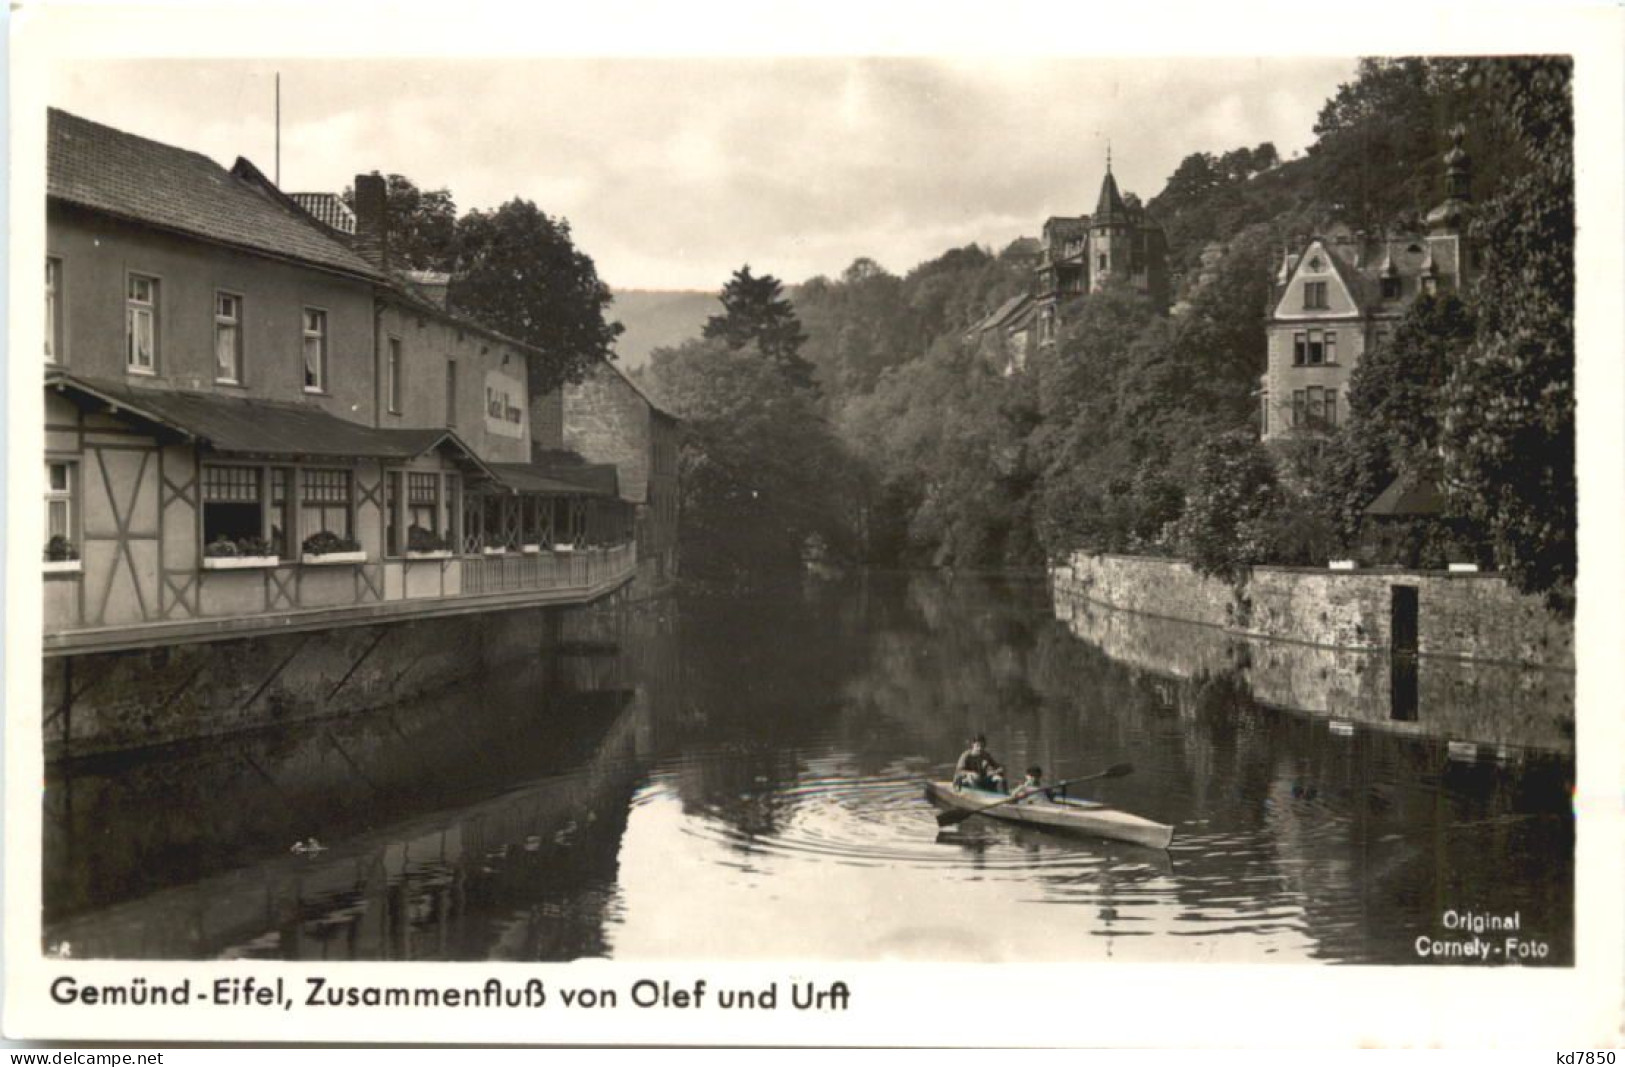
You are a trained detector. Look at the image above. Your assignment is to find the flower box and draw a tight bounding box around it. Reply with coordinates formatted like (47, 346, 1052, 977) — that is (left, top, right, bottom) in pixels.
(521, 544, 542, 555)
(482, 547, 509, 557)
(203, 555, 280, 571)
(552, 544, 575, 553)
(42, 560, 82, 575)
(1447, 563, 1479, 574)
(406, 550, 453, 561)
(302, 550, 367, 565)
(1328, 560, 1358, 571)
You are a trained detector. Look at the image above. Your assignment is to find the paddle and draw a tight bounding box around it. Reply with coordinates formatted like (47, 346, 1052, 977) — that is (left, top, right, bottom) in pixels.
(934, 763, 1135, 828)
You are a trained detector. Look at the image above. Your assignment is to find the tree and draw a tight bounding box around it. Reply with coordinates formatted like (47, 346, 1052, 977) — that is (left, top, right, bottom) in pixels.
(446, 199, 622, 397)
(645, 337, 856, 589)
(1440, 56, 1575, 612)
(703, 266, 815, 390)
(342, 173, 458, 272)
(1172, 431, 1283, 581)
(1350, 293, 1477, 477)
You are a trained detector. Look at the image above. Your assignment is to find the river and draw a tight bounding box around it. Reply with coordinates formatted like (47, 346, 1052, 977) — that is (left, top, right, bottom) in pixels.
(42, 572, 1574, 965)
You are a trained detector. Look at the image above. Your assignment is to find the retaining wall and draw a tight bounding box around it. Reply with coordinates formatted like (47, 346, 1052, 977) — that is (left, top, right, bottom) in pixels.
(1052, 551, 1573, 670)
(44, 605, 575, 760)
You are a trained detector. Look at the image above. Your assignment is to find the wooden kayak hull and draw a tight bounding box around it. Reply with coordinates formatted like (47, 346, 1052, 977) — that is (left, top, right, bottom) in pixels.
(924, 781, 1174, 850)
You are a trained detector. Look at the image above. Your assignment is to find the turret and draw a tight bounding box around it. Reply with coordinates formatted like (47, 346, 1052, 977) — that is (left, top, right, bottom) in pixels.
(1425, 125, 1472, 237)
(1089, 151, 1132, 292)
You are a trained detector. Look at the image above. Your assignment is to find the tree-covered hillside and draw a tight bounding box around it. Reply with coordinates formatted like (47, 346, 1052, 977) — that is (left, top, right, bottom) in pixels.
(638, 57, 1574, 611)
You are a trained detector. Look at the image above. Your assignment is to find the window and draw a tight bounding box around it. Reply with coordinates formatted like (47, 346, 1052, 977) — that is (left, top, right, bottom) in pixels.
(201, 465, 295, 556)
(444, 475, 461, 543)
(301, 468, 352, 540)
(1293, 332, 1307, 366)
(1302, 280, 1328, 310)
(126, 274, 158, 373)
(1307, 386, 1325, 425)
(1307, 330, 1325, 365)
(1292, 390, 1306, 427)
(1325, 389, 1338, 428)
(445, 359, 458, 427)
(408, 473, 440, 539)
(45, 461, 74, 546)
(387, 337, 403, 414)
(1260, 392, 1269, 436)
(215, 292, 243, 383)
(269, 467, 294, 558)
(303, 308, 328, 392)
(46, 259, 63, 362)
(1097, 254, 1108, 271)
(202, 465, 263, 546)
(1324, 331, 1337, 365)
(1381, 275, 1401, 300)
(385, 472, 401, 555)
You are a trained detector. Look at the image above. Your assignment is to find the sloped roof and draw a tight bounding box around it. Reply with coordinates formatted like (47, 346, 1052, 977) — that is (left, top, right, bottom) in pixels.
(1002, 236, 1042, 259)
(288, 192, 356, 234)
(1093, 170, 1130, 224)
(47, 371, 494, 477)
(48, 108, 378, 280)
(1044, 216, 1088, 240)
(590, 356, 678, 423)
(488, 461, 615, 497)
(1006, 299, 1040, 331)
(1365, 474, 1447, 517)
(967, 294, 1034, 335)
(526, 449, 622, 496)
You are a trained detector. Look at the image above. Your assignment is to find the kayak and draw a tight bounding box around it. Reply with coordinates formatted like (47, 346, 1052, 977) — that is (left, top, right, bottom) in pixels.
(923, 781, 1175, 850)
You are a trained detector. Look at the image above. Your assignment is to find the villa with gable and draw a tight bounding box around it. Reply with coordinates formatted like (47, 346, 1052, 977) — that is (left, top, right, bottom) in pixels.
(1260, 128, 1473, 440)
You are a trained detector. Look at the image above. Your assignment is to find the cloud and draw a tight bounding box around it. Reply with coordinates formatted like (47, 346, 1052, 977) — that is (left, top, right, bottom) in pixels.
(50, 56, 1355, 289)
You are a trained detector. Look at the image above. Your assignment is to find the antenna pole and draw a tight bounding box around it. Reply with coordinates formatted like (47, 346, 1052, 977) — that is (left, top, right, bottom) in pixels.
(275, 72, 281, 186)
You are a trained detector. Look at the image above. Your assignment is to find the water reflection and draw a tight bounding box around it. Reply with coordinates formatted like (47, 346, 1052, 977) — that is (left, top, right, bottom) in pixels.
(44, 573, 1573, 965)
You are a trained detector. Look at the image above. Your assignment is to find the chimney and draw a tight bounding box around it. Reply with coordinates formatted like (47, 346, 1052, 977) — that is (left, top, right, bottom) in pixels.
(353, 173, 389, 269)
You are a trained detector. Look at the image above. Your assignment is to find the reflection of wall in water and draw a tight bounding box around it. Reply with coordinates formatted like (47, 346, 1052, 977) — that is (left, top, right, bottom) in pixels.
(45, 673, 649, 960)
(1056, 595, 1572, 753)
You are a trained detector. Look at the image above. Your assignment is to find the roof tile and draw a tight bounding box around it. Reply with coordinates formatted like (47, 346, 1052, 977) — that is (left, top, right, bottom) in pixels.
(48, 109, 378, 279)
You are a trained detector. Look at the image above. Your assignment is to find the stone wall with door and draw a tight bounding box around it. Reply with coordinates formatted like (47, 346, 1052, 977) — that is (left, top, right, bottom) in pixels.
(1053, 552, 1573, 669)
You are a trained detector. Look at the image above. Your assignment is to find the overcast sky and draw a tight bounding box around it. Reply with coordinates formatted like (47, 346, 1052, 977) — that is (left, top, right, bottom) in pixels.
(51, 57, 1355, 291)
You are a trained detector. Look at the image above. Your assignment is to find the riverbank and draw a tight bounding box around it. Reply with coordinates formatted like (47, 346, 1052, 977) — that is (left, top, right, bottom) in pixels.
(1051, 551, 1573, 670)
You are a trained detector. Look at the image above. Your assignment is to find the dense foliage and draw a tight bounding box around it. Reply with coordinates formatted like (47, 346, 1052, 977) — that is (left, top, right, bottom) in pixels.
(636, 57, 1575, 610)
(1440, 57, 1575, 611)
(643, 335, 856, 592)
(448, 200, 622, 396)
(345, 176, 622, 397)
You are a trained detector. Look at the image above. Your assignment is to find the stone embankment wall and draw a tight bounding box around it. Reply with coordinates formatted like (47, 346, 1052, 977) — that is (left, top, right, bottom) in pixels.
(1052, 551, 1573, 670)
(43, 593, 644, 760)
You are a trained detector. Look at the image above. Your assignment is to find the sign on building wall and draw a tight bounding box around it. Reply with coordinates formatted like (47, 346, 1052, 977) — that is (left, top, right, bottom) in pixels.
(484, 370, 528, 440)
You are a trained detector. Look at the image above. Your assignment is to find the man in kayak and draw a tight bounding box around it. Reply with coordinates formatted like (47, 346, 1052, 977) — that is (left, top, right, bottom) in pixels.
(953, 735, 1007, 793)
(1012, 765, 1056, 803)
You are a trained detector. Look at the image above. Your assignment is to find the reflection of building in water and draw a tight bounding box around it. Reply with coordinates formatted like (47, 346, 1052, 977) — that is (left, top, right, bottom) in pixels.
(44, 650, 655, 960)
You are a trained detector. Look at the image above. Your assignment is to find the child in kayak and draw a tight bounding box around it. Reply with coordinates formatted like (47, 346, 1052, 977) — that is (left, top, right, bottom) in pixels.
(953, 735, 1007, 793)
(1012, 765, 1056, 803)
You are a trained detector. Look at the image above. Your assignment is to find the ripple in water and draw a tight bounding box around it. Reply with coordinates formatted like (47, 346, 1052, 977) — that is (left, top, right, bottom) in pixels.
(637, 761, 1176, 877)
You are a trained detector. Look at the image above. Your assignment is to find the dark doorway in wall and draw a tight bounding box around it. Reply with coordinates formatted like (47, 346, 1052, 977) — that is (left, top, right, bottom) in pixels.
(1390, 585, 1419, 654)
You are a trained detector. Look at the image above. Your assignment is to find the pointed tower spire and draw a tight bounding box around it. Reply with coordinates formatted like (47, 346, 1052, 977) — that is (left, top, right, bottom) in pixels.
(1094, 166, 1129, 224)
